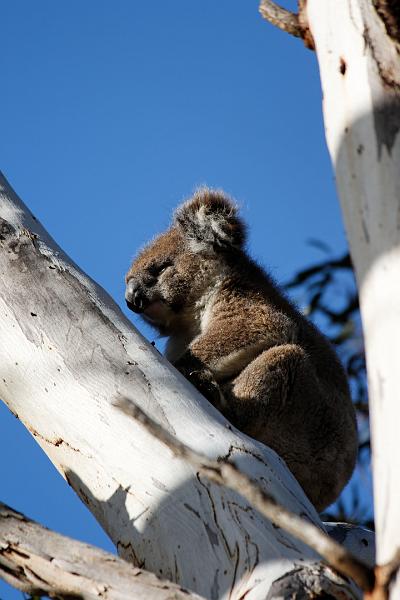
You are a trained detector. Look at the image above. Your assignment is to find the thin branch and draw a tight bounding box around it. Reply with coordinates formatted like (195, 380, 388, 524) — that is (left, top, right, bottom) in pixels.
(366, 548, 400, 600)
(0, 502, 204, 600)
(259, 0, 302, 38)
(115, 397, 375, 593)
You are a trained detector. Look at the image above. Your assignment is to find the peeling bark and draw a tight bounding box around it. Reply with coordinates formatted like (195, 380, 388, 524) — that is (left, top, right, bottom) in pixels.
(373, 1, 400, 47)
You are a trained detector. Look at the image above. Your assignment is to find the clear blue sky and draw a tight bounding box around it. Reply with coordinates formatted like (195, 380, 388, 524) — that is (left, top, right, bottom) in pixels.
(1, 2, 362, 598)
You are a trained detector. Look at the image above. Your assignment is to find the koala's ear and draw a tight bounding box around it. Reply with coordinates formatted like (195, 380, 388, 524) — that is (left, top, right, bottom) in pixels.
(174, 188, 246, 252)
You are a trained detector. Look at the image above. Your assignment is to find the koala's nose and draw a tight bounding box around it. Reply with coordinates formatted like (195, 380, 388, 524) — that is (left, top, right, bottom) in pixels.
(125, 280, 148, 313)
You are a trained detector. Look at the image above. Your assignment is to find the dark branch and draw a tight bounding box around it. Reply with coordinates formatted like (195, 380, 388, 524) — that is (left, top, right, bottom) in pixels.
(367, 548, 400, 600)
(259, 0, 302, 38)
(373, 1, 400, 45)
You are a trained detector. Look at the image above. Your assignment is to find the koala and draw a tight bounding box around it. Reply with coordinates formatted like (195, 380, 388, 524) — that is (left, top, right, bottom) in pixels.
(125, 189, 358, 511)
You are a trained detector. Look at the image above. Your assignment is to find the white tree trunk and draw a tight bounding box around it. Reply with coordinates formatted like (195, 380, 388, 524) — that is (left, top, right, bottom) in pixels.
(0, 172, 364, 598)
(307, 0, 400, 595)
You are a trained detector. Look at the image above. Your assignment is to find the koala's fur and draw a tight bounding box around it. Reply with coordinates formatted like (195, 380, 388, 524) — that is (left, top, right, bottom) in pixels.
(125, 189, 358, 510)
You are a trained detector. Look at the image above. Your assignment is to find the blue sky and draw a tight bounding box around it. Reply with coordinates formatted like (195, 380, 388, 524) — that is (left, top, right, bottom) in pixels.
(1, 2, 361, 598)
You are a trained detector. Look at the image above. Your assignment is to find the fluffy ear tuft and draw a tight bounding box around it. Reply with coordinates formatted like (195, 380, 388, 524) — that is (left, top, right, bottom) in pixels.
(174, 188, 246, 252)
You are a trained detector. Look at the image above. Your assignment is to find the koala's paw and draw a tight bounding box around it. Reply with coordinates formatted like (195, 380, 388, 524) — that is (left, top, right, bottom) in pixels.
(189, 369, 227, 411)
(174, 351, 232, 417)
(174, 360, 227, 415)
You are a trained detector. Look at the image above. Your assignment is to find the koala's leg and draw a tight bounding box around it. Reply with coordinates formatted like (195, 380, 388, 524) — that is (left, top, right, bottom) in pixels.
(222, 344, 356, 510)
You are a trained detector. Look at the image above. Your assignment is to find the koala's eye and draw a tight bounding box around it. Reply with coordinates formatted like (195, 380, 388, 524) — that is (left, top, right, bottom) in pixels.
(148, 262, 172, 277)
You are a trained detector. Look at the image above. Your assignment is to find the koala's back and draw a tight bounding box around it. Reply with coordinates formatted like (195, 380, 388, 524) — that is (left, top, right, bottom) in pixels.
(126, 188, 358, 510)
(199, 266, 356, 509)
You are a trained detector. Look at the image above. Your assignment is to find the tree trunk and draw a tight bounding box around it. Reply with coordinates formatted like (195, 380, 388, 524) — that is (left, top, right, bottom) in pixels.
(306, 0, 400, 596)
(0, 171, 363, 598)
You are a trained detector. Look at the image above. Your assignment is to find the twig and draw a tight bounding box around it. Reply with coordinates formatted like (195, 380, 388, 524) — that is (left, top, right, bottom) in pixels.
(259, 0, 302, 38)
(114, 397, 375, 593)
(366, 548, 400, 600)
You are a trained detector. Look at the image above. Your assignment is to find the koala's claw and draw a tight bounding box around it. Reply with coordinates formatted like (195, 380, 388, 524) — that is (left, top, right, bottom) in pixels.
(177, 365, 227, 414)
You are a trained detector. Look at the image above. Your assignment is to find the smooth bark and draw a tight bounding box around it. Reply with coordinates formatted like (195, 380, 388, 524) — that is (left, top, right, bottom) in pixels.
(306, 0, 400, 596)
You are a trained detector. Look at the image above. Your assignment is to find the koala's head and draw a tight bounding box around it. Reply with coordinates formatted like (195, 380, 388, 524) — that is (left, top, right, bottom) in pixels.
(125, 188, 246, 333)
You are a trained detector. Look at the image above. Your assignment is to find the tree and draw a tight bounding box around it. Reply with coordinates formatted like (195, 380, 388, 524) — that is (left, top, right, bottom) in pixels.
(261, 0, 400, 597)
(1, 0, 399, 598)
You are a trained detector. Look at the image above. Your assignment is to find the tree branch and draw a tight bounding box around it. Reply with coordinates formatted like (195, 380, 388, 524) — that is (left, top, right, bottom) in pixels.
(366, 549, 400, 600)
(259, 0, 302, 38)
(0, 502, 204, 600)
(115, 397, 375, 593)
